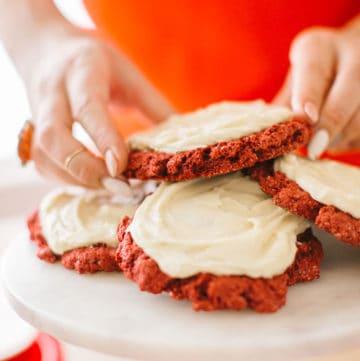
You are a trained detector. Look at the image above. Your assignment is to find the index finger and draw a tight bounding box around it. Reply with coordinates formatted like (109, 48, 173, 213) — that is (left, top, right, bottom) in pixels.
(290, 29, 336, 121)
(65, 49, 128, 176)
(34, 90, 109, 187)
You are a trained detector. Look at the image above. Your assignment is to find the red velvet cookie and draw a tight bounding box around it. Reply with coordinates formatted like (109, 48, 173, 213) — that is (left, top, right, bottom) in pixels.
(27, 210, 120, 274)
(247, 161, 360, 246)
(125, 117, 312, 181)
(116, 217, 323, 313)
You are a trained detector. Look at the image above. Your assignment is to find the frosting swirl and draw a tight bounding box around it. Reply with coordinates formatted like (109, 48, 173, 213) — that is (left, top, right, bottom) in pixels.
(128, 100, 293, 153)
(275, 154, 360, 219)
(129, 173, 309, 278)
(39, 187, 137, 255)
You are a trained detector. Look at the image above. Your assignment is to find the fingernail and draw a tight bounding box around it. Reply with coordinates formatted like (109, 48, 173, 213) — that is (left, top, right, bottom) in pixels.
(101, 177, 134, 198)
(105, 149, 118, 177)
(304, 102, 319, 123)
(307, 129, 330, 160)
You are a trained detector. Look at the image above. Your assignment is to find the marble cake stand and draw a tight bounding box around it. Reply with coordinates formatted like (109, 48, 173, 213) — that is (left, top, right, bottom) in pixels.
(2, 229, 360, 361)
(0, 285, 37, 359)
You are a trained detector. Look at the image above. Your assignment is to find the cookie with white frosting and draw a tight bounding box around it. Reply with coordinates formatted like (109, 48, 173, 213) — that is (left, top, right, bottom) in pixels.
(248, 154, 360, 246)
(125, 101, 312, 181)
(116, 173, 323, 312)
(27, 187, 138, 274)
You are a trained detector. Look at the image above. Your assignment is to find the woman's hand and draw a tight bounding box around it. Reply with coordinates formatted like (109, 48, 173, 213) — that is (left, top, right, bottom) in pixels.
(274, 18, 360, 159)
(0, 0, 174, 187)
(26, 30, 174, 187)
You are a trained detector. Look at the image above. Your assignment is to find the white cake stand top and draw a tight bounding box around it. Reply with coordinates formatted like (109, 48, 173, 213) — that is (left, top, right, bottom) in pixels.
(2, 228, 360, 361)
(0, 285, 37, 359)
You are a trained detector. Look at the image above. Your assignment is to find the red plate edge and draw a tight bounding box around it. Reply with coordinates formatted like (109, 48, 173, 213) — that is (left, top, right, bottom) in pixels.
(6, 333, 64, 361)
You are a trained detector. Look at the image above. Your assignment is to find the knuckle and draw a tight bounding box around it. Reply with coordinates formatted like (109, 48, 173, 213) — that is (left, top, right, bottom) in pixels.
(34, 93, 65, 124)
(77, 38, 104, 54)
(93, 126, 110, 148)
(290, 27, 334, 59)
(322, 105, 350, 127)
(37, 124, 56, 150)
(76, 164, 96, 185)
(71, 39, 108, 70)
(297, 27, 334, 44)
(32, 77, 51, 95)
(31, 75, 61, 102)
(74, 94, 105, 120)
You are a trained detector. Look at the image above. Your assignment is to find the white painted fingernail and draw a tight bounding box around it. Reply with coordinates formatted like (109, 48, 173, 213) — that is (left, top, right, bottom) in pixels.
(304, 102, 319, 123)
(101, 177, 134, 198)
(307, 129, 330, 160)
(105, 150, 118, 177)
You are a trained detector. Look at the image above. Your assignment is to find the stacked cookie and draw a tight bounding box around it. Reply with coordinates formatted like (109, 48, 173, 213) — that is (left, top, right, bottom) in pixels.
(27, 179, 157, 273)
(249, 154, 360, 246)
(28, 100, 359, 312)
(116, 100, 322, 312)
(27, 187, 138, 273)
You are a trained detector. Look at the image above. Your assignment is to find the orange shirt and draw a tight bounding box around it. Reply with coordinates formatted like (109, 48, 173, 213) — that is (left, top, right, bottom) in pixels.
(84, 1, 360, 111)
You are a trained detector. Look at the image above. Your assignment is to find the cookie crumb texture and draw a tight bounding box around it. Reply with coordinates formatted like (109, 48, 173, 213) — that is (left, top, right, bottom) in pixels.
(125, 117, 312, 181)
(117, 217, 323, 312)
(248, 162, 360, 246)
(27, 210, 120, 273)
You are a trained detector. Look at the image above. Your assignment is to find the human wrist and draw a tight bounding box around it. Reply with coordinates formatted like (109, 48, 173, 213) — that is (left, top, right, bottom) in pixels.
(0, 0, 79, 80)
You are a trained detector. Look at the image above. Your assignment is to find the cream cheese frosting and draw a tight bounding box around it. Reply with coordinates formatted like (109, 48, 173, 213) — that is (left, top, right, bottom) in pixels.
(39, 187, 137, 255)
(128, 100, 293, 153)
(275, 154, 360, 219)
(128, 173, 309, 279)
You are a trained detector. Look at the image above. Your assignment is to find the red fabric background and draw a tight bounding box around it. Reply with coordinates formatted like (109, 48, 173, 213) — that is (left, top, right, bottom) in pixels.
(85, 1, 359, 111)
